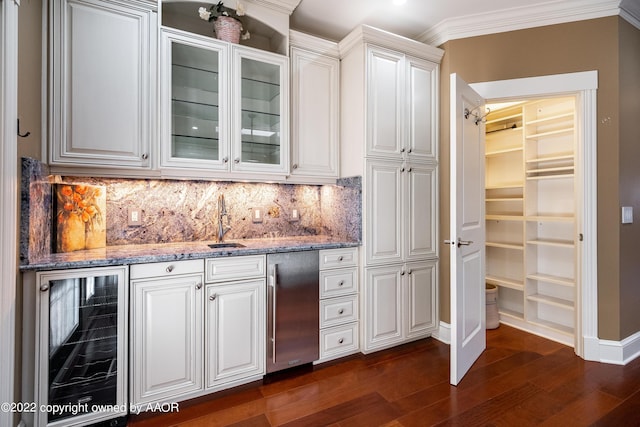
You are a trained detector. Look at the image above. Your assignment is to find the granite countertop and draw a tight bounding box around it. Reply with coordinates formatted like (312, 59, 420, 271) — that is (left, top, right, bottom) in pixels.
(20, 235, 361, 272)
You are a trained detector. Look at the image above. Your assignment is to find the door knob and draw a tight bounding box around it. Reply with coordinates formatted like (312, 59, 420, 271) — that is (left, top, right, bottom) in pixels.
(457, 238, 473, 247)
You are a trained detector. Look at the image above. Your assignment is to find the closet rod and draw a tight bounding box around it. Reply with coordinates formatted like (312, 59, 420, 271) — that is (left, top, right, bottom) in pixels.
(486, 123, 517, 134)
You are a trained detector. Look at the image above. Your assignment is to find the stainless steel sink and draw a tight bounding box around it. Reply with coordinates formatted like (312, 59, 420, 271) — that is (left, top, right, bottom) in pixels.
(207, 242, 246, 249)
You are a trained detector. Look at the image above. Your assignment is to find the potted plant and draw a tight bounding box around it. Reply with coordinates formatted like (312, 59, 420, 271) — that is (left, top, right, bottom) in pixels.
(199, 1, 250, 43)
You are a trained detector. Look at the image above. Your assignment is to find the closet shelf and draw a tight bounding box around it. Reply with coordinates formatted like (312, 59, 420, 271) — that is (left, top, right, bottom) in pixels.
(485, 197, 524, 202)
(526, 238, 574, 248)
(486, 214, 523, 221)
(486, 112, 522, 125)
(526, 173, 574, 181)
(486, 241, 524, 250)
(526, 153, 574, 163)
(486, 183, 523, 190)
(527, 273, 574, 287)
(527, 317, 574, 335)
(527, 293, 574, 310)
(526, 166, 574, 174)
(526, 215, 574, 223)
(525, 128, 573, 139)
(526, 112, 573, 126)
(499, 308, 525, 321)
(486, 275, 524, 291)
(485, 147, 523, 157)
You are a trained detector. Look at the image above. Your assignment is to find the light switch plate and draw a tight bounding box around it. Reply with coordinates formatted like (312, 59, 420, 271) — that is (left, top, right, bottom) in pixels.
(252, 207, 263, 223)
(622, 206, 633, 224)
(128, 207, 142, 226)
(290, 208, 299, 222)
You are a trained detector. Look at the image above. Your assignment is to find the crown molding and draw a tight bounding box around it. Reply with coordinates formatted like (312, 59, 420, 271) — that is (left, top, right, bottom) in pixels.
(339, 24, 444, 63)
(418, 0, 622, 47)
(290, 30, 340, 57)
(249, 0, 301, 15)
(620, 0, 640, 29)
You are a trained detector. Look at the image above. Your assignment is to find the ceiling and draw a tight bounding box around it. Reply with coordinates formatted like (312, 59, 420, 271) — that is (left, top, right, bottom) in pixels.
(289, 0, 635, 44)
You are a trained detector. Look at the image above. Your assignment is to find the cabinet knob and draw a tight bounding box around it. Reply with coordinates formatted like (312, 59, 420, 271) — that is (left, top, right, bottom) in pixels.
(408, 148, 412, 153)
(401, 270, 406, 276)
(40, 283, 49, 292)
(338, 280, 344, 287)
(400, 148, 405, 153)
(222, 156, 229, 163)
(196, 283, 203, 290)
(338, 256, 344, 261)
(292, 163, 298, 169)
(209, 294, 216, 301)
(338, 338, 344, 344)
(166, 265, 174, 273)
(338, 308, 344, 315)
(401, 167, 405, 172)
(408, 269, 413, 275)
(141, 153, 148, 160)
(408, 167, 413, 172)
(234, 158, 240, 164)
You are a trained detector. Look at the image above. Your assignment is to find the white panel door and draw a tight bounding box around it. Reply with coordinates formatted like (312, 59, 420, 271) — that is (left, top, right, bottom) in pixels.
(449, 74, 486, 386)
(366, 47, 403, 158)
(406, 56, 437, 161)
(405, 260, 438, 338)
(206, 279, 265, 388)
(366, 160, 403, 265)
(406, 163, 438, 260)
(364, 265, 404, 351)
(131, 273, 204, 404)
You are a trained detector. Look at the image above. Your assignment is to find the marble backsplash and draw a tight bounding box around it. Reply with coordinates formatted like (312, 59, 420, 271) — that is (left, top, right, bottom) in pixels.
(21, 158, 361, 264)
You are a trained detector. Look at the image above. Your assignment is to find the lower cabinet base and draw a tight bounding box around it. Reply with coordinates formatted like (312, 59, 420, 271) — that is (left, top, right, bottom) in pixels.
(317, 322, 360, 363)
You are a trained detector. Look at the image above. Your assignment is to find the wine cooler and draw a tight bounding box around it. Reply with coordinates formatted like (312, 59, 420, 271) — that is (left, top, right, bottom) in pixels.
(34, 266, 128, 427)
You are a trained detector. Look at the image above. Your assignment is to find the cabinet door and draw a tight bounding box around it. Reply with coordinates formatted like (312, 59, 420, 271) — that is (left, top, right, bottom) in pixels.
(205, 280, 265, 388)
(405, 260, 438, 338)
(290, 47, 339, 179)
(232, 46, 289, 174)
(406, 163, 438, 260)
(366, 160, 403, 265)
(50, 0, 155, 168)
(131, 273, 204, 404)
(405, 56, 438, 161)
(160, 30, 229, 170)
(366, 46, 404, 159)
(363, 265, 403, 351)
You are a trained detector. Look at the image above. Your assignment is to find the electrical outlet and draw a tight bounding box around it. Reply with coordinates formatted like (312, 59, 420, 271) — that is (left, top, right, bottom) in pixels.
(252, 208, 263, 223)
(128, 207, 142, 226)
(622, 206, 633, 224)
(290, 208, 300, 222)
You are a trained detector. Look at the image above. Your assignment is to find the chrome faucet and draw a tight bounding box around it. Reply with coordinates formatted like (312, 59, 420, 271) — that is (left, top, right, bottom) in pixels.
(217, 194, 231, 242)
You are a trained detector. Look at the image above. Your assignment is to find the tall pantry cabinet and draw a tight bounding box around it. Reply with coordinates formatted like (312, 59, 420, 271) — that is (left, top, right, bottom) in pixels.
(484, 96, 579, 346)
(339, 26, 444, 353)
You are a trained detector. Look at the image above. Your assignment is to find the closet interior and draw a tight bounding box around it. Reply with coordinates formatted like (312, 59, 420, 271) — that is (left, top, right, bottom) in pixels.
(484, 96, 578, 347)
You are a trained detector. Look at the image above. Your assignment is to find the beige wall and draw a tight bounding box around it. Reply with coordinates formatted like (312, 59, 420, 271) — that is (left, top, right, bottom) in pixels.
(618, 18, 640, 339)
(438, 16, 638, 341)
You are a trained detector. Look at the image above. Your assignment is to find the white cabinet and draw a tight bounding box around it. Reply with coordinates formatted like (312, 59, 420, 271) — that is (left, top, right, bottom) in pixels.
(289, 31, 340, 182)
(363, 260, 438, 351)
(130, 255, 266, 406)
(484, 97, 579, 346)
(160, 28, 289, 178)
(339, 25, 443, 354)
(49, 0, 156, 169)
(130, 260, 204, 405)
(205, 255, 265, 390)
(317, 248, 359, 362)
(365, 160, 438, 265)
(365, 47, 438, 162)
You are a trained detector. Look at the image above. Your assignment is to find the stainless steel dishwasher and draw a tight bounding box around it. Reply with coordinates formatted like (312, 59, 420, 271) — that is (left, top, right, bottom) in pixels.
(266, 250, 319, 373)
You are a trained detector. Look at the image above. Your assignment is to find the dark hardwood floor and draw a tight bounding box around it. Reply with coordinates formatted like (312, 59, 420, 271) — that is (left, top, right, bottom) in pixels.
(128, 325, 640, 426)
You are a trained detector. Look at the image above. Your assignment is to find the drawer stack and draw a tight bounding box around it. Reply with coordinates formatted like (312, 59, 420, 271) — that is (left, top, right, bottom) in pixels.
(317, 247, 359, 362)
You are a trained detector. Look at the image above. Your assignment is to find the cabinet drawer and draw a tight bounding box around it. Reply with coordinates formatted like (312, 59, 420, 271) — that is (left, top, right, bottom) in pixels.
(320, 295, 358, 328)
(319, 247, 358, 269)
(206, 255, 265, 283)
(320, 323, 359, 360)
(130, 259, 204, 280)
(320, 268, 357, 298)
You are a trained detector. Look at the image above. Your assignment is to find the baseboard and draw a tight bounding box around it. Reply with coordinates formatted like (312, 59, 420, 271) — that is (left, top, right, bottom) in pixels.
(432, 321, 451, 344)
(584, 330, 640, 365)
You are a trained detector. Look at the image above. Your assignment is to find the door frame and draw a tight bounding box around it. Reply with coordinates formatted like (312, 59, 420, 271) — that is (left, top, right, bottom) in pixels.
(471, 70, 598, 359)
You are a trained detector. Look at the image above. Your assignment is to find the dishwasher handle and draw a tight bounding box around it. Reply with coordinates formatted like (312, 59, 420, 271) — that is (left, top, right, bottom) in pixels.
(268, 263, 277, 364)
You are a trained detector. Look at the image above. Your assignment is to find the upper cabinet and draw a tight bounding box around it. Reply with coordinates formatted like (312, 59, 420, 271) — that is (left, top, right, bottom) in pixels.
(49, 0, 157, 170)
(159, 28, 289, 177)
(288, 31, 340, 183)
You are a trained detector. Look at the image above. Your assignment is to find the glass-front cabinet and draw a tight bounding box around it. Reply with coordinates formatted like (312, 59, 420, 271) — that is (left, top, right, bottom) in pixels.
(160, 28, 288, 176)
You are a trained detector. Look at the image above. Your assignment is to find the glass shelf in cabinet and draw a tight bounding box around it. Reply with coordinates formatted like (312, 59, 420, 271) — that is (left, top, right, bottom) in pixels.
(171, 135, 219, 160)
(172, 63, 219, 93)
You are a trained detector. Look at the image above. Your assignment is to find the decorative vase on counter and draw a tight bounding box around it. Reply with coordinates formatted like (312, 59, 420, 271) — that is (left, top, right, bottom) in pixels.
(214, 16, 242, 43)
(54, 183, 106, 253)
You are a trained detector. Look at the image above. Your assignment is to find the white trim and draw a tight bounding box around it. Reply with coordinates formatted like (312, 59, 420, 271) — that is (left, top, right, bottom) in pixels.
(471, 71, 598, 361)
(620, 0, 640, 29)
(0, 1, 19, 427)
(588, 331, 640, 365)
(418, 0, 621, 47)
(432, 321, 451, 345)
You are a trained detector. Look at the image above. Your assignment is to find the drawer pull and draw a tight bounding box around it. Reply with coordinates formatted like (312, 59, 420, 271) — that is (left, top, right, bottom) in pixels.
(338, 308, 344, 315)
(338, 256, 344, 261)
(338, 280, 345, 287)
(166, 265, 175, 273)
(338, 338, 344, 344)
